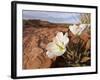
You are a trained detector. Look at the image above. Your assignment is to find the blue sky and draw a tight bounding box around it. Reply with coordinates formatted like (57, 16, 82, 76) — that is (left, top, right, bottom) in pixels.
(23, 10, 81, 24)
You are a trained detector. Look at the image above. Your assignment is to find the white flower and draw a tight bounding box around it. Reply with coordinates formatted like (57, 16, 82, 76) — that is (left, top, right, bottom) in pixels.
(69, 24, 87, 36)
(46, 32, 69, 58)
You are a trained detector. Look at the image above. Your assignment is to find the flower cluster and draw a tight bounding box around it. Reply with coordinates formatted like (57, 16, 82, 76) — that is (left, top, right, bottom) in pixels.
(69, 24, 87, 36)
(46, 23, 90, 64)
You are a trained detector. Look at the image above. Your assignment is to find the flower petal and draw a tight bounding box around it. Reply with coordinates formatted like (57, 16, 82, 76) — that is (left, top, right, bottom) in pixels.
(69, 24, 79, 35)
(46, 42, 61, 53)
(53, 32, 68, 47)
(46, 51, 55, 58)
(79, 24, 87, 31)
(65, 32, 68, 37)
(46, 42, 56, 51)
(63, 33, 69, 46)
(78, 24, 87, 35)
(56, 32, 64, 43)
(53, 48, 66, 56)
(46, 32, 68, 58)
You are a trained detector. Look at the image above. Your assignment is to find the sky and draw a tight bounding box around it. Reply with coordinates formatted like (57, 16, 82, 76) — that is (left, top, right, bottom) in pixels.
(23, 10, 81, 24)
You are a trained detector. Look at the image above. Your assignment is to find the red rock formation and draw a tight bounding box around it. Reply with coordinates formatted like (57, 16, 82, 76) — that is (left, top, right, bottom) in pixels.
(23, 20, 69, 69)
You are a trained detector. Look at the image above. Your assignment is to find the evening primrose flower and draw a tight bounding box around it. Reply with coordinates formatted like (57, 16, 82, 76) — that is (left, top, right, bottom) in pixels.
(46, 32, 69, 58)
(69, 24, 87, 36)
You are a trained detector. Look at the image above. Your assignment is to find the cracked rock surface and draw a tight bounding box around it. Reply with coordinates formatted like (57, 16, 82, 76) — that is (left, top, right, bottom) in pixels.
(23, 20, 69, 69)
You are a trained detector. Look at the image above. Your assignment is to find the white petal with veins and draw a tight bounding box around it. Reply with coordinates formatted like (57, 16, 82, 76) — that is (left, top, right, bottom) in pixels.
(46, 51, 55, 58)
(69, 24, 87, 35)
(46, 32, 69, 58)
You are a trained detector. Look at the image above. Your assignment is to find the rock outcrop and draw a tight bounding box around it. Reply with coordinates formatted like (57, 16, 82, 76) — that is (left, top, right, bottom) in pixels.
(23, 20, 69, 69)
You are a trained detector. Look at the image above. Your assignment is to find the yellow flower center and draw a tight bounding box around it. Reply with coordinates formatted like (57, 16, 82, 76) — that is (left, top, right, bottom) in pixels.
(56, 43, 65, 52)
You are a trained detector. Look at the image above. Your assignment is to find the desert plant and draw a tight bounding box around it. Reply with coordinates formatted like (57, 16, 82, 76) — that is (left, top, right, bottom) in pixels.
(62, 37, 91, 67)
(63, 24, 90, 67)
(80, 13, 91, 24)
